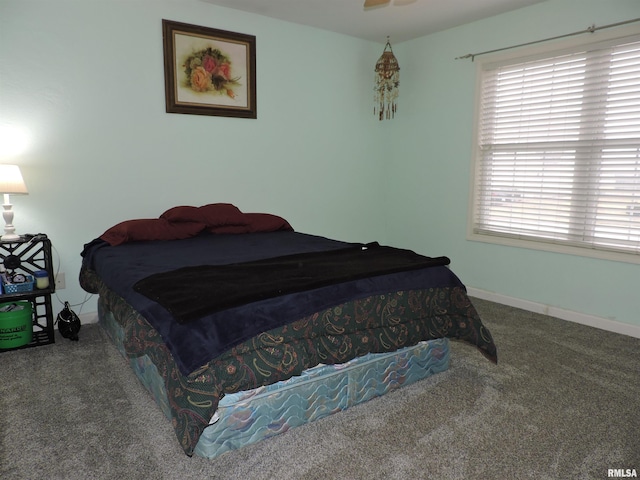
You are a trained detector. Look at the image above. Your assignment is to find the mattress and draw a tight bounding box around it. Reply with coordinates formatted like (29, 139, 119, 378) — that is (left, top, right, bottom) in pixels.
(99, 299, 450, 459)
(81, 212, 497, 455)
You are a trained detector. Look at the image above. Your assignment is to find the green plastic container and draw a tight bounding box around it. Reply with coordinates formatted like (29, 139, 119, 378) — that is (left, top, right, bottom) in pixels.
(0, 301, 33, 349)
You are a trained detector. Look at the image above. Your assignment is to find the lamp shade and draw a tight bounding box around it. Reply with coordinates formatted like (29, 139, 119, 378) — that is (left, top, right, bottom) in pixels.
(0, 165, 28, 195)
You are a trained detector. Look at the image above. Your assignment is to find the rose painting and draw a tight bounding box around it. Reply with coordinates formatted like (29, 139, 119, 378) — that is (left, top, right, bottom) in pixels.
(163, 20, 256, 118)
(175, 35, 246, 106)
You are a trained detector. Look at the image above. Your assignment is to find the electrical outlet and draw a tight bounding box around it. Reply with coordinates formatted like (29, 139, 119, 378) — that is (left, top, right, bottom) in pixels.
(55, 272, 66, 290)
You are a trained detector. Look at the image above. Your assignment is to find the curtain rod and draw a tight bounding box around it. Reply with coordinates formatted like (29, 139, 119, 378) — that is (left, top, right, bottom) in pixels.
(455, 17, 640, 61)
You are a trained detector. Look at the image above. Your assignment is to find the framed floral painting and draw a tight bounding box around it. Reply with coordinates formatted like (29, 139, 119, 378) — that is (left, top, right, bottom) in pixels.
(162, 20, 256, 118)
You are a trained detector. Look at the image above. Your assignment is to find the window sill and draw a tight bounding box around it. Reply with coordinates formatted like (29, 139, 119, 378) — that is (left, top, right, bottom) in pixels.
(467, 231, 640, 265)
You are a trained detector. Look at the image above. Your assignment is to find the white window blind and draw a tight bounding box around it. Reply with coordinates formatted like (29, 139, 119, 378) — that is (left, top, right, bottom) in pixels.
(472, 35, 640, 257)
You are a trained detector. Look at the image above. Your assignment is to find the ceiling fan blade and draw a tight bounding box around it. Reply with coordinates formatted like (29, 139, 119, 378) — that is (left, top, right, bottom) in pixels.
(364, 0, 391, 8)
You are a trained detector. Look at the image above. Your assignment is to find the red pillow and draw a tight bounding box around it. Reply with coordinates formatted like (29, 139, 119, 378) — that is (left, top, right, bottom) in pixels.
(209, 224, 252, 234)
(160, 203, 247, 227)
(244, 213, 293, 232)
(208, 214, 292, 234)
(100, 218, 205, 246)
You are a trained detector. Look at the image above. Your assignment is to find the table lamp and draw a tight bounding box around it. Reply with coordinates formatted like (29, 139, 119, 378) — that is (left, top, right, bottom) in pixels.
(0, 165, 28, 241)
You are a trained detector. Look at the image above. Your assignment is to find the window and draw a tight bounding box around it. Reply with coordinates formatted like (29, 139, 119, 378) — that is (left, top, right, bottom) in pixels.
(470, 31, 640, 261)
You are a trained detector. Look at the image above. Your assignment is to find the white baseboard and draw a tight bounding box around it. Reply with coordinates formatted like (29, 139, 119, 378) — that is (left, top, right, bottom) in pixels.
(79, 311, 99, 324)
(467, 287, 640, 340)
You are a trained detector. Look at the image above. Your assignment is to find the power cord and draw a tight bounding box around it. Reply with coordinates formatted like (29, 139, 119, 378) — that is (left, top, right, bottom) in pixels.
(49, 241, 94, 316)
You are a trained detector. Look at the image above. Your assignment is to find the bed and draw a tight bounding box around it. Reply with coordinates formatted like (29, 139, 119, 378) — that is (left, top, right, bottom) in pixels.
(79, 203, 497, 458)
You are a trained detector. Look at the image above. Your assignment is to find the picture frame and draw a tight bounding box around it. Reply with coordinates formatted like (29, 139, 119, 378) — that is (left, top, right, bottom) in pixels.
(162, 19, 257, 119)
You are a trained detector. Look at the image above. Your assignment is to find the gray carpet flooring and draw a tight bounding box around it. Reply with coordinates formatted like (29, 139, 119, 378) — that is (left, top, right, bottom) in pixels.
(1, 298, 638, 479)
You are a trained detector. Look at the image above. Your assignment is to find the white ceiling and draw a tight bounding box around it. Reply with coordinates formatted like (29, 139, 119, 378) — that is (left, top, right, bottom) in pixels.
(201, 0, 547, 44)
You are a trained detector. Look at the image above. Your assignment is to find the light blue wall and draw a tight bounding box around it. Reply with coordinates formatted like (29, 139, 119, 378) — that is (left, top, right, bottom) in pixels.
(0, 0, 387, 315)
(1, 0, 639, 331)
(387, 0, 640, 328)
